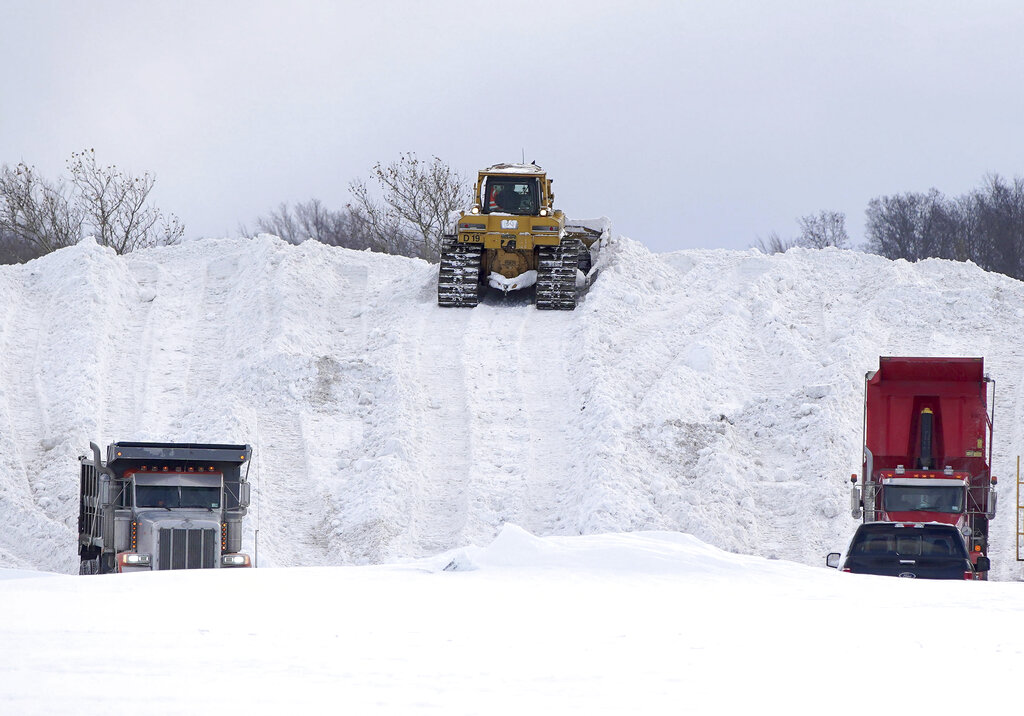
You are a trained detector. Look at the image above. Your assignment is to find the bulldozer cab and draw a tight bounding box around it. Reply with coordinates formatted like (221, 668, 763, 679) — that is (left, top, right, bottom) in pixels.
(481, 176, 540, 215)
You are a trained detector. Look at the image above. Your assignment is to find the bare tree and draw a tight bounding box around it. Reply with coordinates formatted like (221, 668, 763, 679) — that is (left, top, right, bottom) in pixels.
(0, 162, 82, 254)
(796, 210, 848, 249)
(349, 153, 468, 261)
(754, 231, 797, 254)
(253, 202, 302, 244)
(68, 149, 184, 254)
(250, 198, 376, 250)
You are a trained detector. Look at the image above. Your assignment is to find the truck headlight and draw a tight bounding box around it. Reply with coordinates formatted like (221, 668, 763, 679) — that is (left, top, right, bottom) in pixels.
(124, 553, 151, 565)
(221, 554, 251, 567)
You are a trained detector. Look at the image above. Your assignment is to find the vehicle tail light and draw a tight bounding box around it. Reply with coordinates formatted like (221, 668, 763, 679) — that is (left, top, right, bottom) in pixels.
(841, 568, 851, 573)
(964, 571, 974, 580)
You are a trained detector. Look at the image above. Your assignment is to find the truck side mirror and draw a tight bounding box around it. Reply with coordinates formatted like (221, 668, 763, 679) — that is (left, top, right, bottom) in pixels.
(826, 553, 842, 569)
(975, 556, 991, 573)
(238, 483, 250, 509)
(987, 491, 997, 520)
(850, 486, 863, 520)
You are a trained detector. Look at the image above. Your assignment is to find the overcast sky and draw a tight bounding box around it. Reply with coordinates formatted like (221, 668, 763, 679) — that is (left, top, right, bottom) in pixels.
(3, 1, 1024, 253)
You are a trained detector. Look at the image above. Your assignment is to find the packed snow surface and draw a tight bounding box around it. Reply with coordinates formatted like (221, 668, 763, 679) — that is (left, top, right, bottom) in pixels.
(5, 234, 1024, 711)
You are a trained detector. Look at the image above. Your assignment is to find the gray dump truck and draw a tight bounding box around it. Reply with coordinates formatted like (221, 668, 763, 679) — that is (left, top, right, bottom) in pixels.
(78, 441, 253, 574)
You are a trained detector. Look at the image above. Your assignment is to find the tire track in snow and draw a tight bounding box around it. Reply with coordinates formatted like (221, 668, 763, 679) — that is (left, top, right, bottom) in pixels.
(455, 297, 583, 541)
(246, 246, 372, 566)
(0, 270, 66, 567)
(513, 309, 585, 536)
(397, 302, 474, 555)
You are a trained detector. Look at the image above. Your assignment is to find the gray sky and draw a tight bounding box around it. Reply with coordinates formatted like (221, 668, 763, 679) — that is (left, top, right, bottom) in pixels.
(3, 1, 1024, 252)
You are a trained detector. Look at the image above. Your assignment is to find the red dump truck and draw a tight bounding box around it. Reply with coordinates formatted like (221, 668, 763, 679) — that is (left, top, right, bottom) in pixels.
(849, 357, 997, 575)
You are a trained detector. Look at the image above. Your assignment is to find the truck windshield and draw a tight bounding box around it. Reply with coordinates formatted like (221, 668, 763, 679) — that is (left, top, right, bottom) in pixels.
(883, 485, 964, 514)
(137, 485, 220, 509)
(850, 530, 965, 558)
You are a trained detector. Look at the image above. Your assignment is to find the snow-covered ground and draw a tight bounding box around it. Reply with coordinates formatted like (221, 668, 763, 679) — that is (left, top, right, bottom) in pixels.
(3, 234, 1024, 711)
(4, 526, 1024, 715)
(8, 528, 1024, 716)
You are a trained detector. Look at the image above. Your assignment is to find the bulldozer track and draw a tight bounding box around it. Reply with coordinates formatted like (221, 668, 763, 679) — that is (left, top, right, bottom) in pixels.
(536, 237, 581, 310)
(437, 239, 482, 307)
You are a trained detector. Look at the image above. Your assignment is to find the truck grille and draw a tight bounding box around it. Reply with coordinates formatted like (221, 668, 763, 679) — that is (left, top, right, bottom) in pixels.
(158, 528, 217, 570)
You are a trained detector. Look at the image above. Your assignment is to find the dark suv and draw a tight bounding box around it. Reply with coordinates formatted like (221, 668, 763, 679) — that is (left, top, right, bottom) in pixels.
(826, 522, 989, 580)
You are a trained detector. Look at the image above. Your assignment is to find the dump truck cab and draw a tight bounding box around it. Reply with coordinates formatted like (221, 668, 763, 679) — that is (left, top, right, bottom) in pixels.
(79, 442, 253, 574)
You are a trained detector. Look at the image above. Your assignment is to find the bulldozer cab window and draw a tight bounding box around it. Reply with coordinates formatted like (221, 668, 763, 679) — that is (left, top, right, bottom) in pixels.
(482, 178, 539, 215)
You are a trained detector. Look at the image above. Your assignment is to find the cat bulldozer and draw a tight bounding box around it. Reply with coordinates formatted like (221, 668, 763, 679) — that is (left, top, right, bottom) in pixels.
(437, 163, 603, 310)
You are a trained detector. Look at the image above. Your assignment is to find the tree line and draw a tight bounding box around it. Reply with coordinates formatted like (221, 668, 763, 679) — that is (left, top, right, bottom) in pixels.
(1, 150, 467, 265)
(863, 174, 1024, 280)
(243, 152, 467, 262)
(7, 151, 1024, 284)
(760, 173, 1024, 281)
(0, 149, 184, 263)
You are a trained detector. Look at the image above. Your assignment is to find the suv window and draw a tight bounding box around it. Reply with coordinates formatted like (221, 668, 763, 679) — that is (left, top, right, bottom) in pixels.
(848, 524, 968, 559)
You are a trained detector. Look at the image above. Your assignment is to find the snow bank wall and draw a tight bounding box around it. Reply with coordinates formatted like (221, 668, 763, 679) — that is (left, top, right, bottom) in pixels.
(3, 235, 1024, 579)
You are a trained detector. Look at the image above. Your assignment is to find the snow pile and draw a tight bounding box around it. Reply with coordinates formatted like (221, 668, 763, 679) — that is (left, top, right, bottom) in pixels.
(3, 234, 1024, 579)
(438, 523, 785, 578)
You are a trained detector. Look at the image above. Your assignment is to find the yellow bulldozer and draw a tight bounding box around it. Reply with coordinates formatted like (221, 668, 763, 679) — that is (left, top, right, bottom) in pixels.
(437, 163, 602, 310)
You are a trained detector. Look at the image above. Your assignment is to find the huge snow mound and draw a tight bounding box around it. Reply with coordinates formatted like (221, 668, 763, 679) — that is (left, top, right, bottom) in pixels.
(2, 235, 1023, 579)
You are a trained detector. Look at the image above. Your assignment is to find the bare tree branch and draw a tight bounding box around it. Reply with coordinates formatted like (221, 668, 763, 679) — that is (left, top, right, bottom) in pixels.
(349, 153, 468, 261)
(68, 149, 184, 254)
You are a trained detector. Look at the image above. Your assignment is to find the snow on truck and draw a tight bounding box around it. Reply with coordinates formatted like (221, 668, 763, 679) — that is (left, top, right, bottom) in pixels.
(848, 357, 997, 575)
(78, 442, 253, 574)
(437, 163, 606, 310)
